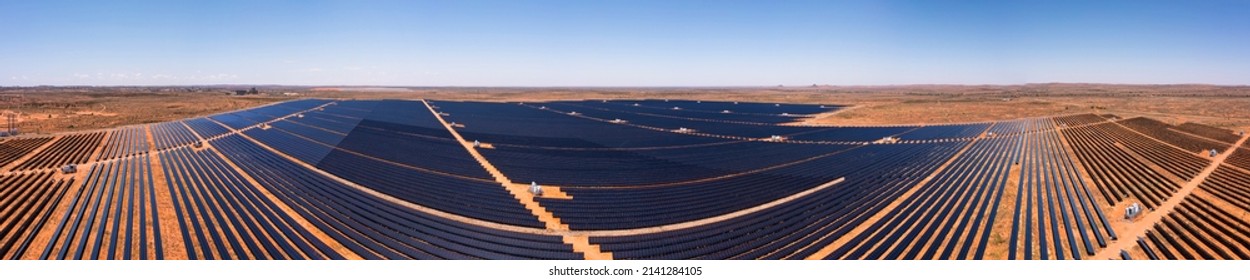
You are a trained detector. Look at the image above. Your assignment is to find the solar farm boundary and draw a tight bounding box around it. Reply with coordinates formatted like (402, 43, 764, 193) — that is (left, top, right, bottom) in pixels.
(806, 135, 985, 259)
(1092, 132, 1250, 259)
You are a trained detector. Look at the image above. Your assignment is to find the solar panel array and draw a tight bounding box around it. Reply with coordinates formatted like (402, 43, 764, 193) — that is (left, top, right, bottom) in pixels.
(0, 98, 1247, 259)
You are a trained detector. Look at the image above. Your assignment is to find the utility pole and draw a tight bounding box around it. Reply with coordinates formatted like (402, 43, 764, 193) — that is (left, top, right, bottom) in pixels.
(10, 113, 16, 135)
(4, 112, 13, 136)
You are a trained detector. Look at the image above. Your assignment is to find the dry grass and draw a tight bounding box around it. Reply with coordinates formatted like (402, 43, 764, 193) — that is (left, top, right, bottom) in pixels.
(303, 84, 1250, 130)
(4, 84, 1249, 136)
(803, 98, 1077, 126)
(985, 162, 1022, 260)
(2, 90, 291, 135)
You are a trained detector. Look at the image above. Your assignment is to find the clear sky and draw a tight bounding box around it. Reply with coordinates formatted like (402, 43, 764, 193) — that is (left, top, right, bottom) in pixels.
(2, 0, 1248, 86)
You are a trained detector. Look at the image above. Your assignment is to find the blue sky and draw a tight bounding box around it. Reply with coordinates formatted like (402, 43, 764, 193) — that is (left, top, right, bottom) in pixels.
(2, 0, 1248, 86)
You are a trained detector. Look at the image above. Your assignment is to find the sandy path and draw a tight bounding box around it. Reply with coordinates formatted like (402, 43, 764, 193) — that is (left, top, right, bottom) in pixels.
(144, 125, 189, 260)
(985, 160, 1022, 259)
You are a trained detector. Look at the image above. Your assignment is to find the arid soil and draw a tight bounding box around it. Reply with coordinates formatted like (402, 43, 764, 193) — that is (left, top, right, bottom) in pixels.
(1, 88, 291, 135)
(4, 84, 1249, 136)
(305, 84, 1250, 130)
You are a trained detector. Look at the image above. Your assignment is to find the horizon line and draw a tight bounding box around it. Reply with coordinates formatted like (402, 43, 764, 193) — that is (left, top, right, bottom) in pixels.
(4, 82, 1250, 88)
